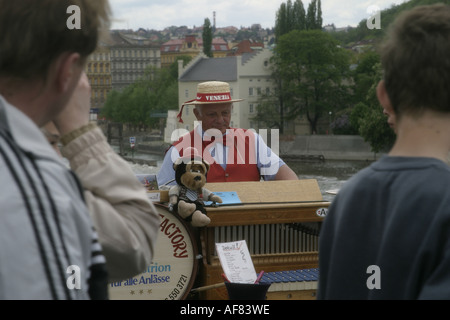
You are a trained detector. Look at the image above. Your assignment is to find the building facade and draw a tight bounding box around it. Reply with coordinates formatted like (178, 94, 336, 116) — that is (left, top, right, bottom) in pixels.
(228, 39, 264, 56)
(85, 42, 112, 115)
(85, 31, 162, 117)
(160, 35, 230, 68)
(109, 32, 161, 91)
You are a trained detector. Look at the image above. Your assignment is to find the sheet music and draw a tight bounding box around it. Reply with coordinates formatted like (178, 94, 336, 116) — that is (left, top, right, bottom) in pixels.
(215, 240, 257, 284)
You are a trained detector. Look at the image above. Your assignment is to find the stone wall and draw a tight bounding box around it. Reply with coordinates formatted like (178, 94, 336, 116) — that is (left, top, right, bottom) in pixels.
(280, 135, 383, 161)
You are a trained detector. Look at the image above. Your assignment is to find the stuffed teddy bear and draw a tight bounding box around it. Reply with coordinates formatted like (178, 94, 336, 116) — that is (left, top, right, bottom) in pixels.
(168, 148, 222, 227)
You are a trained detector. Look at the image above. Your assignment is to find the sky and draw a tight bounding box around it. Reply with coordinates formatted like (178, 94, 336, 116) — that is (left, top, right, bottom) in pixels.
(109, 0, 408, 31)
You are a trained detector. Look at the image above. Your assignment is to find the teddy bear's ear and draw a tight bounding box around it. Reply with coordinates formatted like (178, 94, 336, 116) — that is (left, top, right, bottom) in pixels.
(173, 157, 183, 170)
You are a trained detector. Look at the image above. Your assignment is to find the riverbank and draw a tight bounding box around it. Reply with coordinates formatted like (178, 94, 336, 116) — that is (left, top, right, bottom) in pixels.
(280, 135, 383, 161)
(128, 134, 384, 162)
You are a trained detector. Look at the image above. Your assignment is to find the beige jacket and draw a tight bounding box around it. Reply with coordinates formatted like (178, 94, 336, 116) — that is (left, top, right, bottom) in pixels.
(61, 125, 160, 282)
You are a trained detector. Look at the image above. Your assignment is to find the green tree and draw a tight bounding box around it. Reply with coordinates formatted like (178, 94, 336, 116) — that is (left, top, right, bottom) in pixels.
(102, 57, 194, 130)
(272, 29, 351, 134)
(275, 0, 310, 40)
(270, 0, 328, 134)
(202, 18, 213, 58)
(352, 51, 380, 105)
(275, 2, 289, 40)
(306, 0, 322, 30)
(350, 63, 396, 153)
(252, 63, 287, 132)
(292, 0, 306, 30)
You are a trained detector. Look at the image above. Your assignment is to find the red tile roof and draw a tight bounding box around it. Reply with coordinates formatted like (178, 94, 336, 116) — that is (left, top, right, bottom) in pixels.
(161, 36, 229, 53)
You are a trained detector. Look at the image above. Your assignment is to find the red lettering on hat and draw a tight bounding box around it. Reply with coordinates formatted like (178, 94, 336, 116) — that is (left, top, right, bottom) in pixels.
(196, 93, 231, 102)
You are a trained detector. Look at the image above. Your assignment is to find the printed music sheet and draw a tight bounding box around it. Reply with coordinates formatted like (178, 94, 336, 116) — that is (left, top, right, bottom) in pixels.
(215, 240, 257, 284)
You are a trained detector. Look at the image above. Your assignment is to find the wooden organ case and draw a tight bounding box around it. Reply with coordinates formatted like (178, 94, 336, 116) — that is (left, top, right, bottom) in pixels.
(197, 180, 330, 300)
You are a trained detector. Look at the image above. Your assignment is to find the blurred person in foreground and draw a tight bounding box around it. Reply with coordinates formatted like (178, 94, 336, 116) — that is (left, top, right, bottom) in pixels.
(43, 72, 160, 284)
(0, 0, 110, 299)
(318, 4, 450, 300)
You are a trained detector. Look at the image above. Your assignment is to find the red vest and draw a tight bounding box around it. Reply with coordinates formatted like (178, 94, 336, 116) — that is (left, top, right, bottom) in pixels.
(172, 129, 261, 183)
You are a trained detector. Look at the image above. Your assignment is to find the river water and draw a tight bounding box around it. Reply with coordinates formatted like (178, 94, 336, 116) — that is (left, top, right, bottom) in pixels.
(126, 153, 373, 202)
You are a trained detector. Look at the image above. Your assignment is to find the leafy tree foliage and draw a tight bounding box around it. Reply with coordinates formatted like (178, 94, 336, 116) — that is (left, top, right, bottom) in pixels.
(275, 0, 322, 40)
(341, 0, 448, 152)
(202, 18, 213, 58)
(264, 0, 347, 134)
(331, 0, 450, 46)
(306, 0, 322, 30)
(258, 29, 351, 134)
(350, 63, 396, 153)
(101, 57, 192, 131)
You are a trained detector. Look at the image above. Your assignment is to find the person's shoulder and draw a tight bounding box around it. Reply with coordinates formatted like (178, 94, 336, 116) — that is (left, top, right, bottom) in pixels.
(333, 163, 375, 196)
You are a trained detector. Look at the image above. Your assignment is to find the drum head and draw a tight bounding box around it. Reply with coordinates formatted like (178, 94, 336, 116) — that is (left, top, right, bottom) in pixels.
(109, 203, 198, 300)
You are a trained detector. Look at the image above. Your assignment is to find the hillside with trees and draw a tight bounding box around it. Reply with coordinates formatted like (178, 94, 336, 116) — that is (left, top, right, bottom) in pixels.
(338, 0, 450, 152)
(332, 0, 450, 46)
(256, 0, 450, 153)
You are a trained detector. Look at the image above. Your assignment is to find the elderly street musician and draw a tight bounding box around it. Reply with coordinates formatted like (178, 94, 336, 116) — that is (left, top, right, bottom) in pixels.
(157, 81, 298, 186)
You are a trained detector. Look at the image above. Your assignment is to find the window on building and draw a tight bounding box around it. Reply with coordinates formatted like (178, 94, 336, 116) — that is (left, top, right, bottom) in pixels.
(249, 87, 254, 96)
(249, 104, 254, 113)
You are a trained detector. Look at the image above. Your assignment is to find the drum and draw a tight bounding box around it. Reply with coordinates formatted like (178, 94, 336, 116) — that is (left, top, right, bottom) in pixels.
(109, 203, 198, 300)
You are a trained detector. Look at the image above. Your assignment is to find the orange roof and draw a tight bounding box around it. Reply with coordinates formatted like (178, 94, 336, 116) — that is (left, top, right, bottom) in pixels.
(161, 36, 229, 53)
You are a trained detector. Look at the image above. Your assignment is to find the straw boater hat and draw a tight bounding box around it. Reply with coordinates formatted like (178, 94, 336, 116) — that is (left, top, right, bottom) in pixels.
(177, 81, 244, 123)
